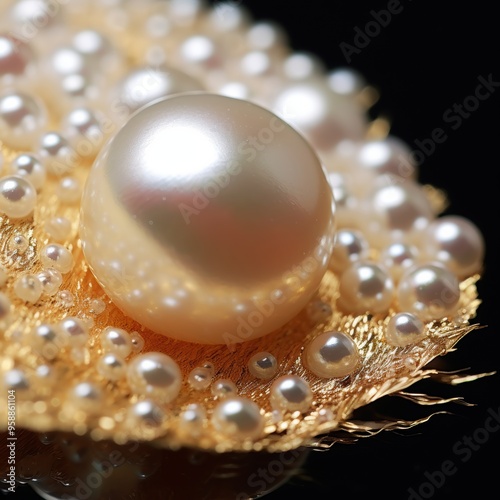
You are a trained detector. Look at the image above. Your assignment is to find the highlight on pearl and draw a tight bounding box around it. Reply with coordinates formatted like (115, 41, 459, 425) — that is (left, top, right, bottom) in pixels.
(385, 312, 426, 347)
(304, 330, 360, 378)
(269, 375, 313, 413)
(80, 92, 336, 344)
(211, 397, 264, 439)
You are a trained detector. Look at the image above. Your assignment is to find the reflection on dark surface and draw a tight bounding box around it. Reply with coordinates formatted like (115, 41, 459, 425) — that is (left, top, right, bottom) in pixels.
(0, 429, 309, 499)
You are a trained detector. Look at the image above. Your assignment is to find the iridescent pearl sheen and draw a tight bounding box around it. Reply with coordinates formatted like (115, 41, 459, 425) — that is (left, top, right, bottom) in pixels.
(269, 375, 313, 413)
(385, 312, 426, 347)
(127, 352, 182, 403)
(80, 92, 335, 344)
(247, 351, 278, 380)
(211, 397, 264, 439)
(304, 331, 360, 378)
(397, 264, 461, 321)
(0, 175, 37, 219)
(9, 154, 46, 191)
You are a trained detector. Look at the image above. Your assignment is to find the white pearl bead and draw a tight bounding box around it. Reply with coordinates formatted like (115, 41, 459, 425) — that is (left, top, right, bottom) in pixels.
(211, 378, 238, 399)
(97, 352, 126, 381)
(127, 399, 165, 428)
(29, 323, 62, 360)
(80, 93, 335, 344)
(179, 403, 205, 435)
(127, 352, 182, 404)
(14, 273, 42, 303)
(422, 215, 484, 279)
(272, 80, 367, 151)
(385, 312, 426, 347)
(0, 91, 47, 150)
(100, 326, 133, 357)
(63, 107, 106, 156)
(338, 261, 394, 314)
(329, 228, 370, 274)
(380, 242, 419, 282)
(304, 331, 360, 378)
(246, 22, 287, 52)
(40, 243, 74, 274)
(397, 263, 461, 321)
(327, 68, 366, 97)
(88, 298, 106, 314)
(211, 397, 264, 439)
(37, 268, 63, 296)
(56, 175, 81, 204)
(111, 66, 204, 122)
(56, 289, 74, 308)
(8, 233, 29, 253)
(269, 375, 313, 413)
(187, 366, 212, 390)
(248, 351, 278, 380)
(59, 316, 90, 347)
(38, 132, 76, 176)
(0, 175, 37, 219)
(178, 35, 221, 71)
(9, 154, 46, 191)
(130, 331, 145, 353)
(69, 382, 102, 412)
(283, 52, 324, 80)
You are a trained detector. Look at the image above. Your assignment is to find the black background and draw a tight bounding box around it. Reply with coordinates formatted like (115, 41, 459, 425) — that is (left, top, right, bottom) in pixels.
(6, 1, 499, 499)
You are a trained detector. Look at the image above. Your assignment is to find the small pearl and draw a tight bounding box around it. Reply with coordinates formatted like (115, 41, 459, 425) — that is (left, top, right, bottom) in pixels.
(100, 326, 133, 357)
(422, 215, 485, 279)
(270, 375, 313, 413)
(97, 352, 126, 381)
(327, 68, 366, 97)
(338, 261, 395, 315)
(188, 366, 212, 390)
(178, 35, 221, 71)
(88, 298, 106, 314)
(355, 137, 417, 180)
(179, 403, 206, 435)
(380, 242, 419, 282)
(305, 331, 360, 378)
(329, 228, 370, 274)
(240, 51, 271, 77)
(211, 397, 264, 439)
(56, 289, 75, 308)
(112, 66, 204, 121)
(211, 378, 238, 399)
(385, 312, 426, 347)
(2, 369, 29, 391)
(69, 382, 102, 412)
(37, 268, 63, 296)
(8, 233, 29, 253)
(14, 274, 42, 303)
(9, 154, 46, 191)
(127, 399, 165, 428)
(40, 243, 74, 274)
(63, 107, 106, 156)
(272, 80, 367, 151)
(130, 331, 145, 353)
(44, 216, 72, 242)
(59, 316, 90, 347)
(283, 52, 324, 80)
(0, 91, 47, 150)
(246, 22, 286, 52)
(29, 324, 62, 360)
(397, 264, 461, 321)
(56, 176, 81, 204)
(127, 352, 182, 404)
(38, 132, 75, 176)
(248, 351, 278, 380)
(0, 176, 37, 219)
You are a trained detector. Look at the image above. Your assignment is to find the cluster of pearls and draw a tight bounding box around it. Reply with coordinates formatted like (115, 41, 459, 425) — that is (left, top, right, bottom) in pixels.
(0, 0, 486, 446)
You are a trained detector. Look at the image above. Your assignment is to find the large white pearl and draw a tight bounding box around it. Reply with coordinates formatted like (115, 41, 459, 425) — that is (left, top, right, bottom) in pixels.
(421, 215, 484, 279)
(80, 92, 335, 344)
(397, 263, 461, 321)
(211, 397, 264, 439)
